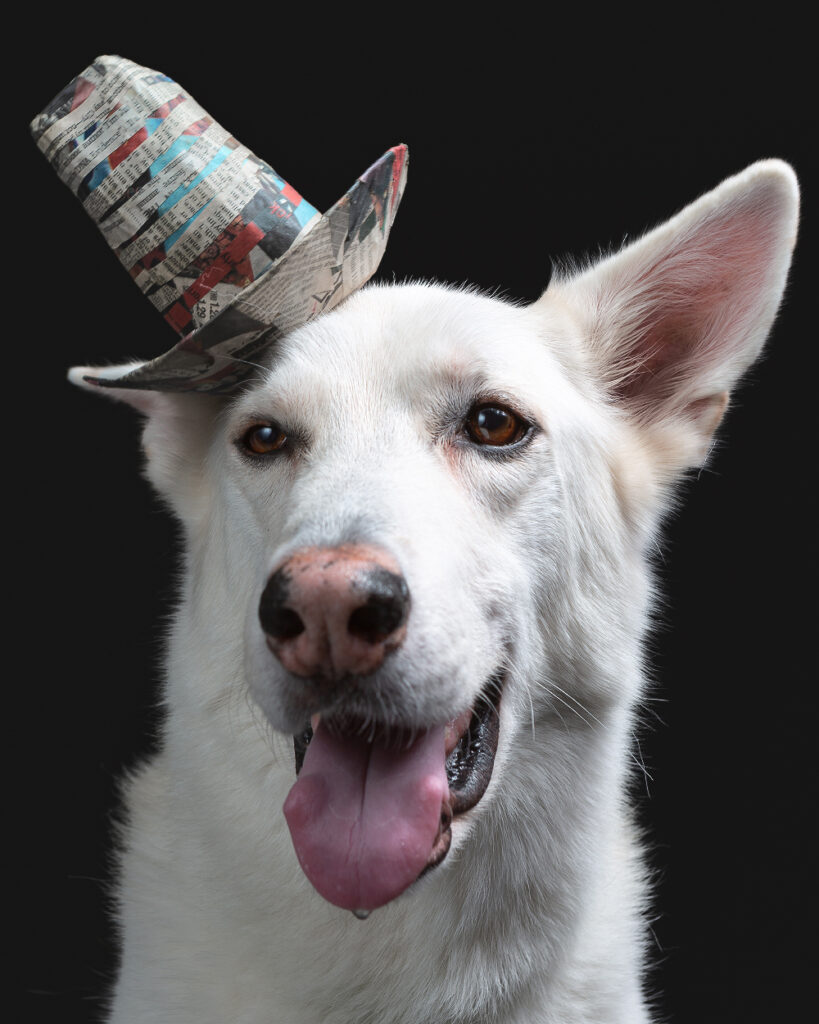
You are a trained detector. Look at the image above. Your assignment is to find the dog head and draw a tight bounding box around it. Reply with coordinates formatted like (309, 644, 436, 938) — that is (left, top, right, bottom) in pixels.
(72, 160, 798, 914)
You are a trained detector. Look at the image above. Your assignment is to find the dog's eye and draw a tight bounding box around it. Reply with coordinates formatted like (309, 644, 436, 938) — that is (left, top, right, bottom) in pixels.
(242, 423, 288, 455)
(465, 404, 528, 447)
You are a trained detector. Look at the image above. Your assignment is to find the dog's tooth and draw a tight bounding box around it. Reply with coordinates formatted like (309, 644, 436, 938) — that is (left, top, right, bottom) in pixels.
(311, 713, 321, 730)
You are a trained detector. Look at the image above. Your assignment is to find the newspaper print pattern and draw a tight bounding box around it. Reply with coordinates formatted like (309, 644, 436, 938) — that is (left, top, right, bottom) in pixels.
(31, 55, 320, 341)
(90, 142, 408, 393)
(32, 56, 408, 392)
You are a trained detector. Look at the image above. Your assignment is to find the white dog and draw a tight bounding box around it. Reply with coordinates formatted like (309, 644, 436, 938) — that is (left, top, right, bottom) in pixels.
(71, 159, 798, 1023)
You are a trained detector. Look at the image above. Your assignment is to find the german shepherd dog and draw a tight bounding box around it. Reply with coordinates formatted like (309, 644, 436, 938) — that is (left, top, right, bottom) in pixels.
(72, 160, 798, 1022)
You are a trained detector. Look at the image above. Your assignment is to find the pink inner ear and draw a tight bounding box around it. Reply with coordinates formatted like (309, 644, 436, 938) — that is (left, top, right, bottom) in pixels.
(613, 192, 784, 418)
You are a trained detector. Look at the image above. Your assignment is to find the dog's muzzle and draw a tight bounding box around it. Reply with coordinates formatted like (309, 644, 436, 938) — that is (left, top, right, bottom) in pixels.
(257, 544, 503, 916)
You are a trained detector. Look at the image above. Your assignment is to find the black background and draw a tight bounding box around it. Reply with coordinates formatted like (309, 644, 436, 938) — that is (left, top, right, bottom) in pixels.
(17, 18, 815, 1024)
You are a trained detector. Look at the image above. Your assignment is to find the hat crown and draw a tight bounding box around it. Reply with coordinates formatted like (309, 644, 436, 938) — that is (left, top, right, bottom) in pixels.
(32, 55, 320, 340)
(32, 56, 407, 393)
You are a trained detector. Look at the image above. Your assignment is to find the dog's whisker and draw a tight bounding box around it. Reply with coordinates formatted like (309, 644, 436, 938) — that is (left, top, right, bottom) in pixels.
(207, 351, 271, 375)
(631, 733, 653, 794)
(548, 682, 605, 726)
(549, 683, 654, 784)
(544, 688, 597, 730)
(536, 680, 602, 731)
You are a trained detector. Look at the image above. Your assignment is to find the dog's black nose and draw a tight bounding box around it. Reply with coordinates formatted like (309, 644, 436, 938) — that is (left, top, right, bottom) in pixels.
(259, 545, 410, 678)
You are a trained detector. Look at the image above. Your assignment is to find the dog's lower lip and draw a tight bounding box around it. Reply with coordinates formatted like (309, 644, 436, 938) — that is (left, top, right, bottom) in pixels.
(444, 673, 503, 816)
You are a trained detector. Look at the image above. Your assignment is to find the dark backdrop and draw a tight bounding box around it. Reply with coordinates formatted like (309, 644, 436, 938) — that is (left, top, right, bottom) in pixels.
(16, 19, 815, 1024)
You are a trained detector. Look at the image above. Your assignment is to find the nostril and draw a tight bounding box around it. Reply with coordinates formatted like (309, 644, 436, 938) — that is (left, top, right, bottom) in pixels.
(259, 569, 305, 641)
(348, 569, 410, 644)
(265, 606, 305, 641)
(348, 599, 404, 643)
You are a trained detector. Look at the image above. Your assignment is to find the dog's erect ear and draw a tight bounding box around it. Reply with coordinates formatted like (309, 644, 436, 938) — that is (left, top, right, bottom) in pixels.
(69, 363, 224, 520)
(547, 160, 799, 468)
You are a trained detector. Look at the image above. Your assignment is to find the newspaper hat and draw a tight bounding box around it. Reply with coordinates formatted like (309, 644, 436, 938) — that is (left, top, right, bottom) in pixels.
(31, 55, 408, 394)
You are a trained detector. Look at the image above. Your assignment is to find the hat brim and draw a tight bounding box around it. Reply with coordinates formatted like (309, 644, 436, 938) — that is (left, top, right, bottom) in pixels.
(85, 144, 408, 394)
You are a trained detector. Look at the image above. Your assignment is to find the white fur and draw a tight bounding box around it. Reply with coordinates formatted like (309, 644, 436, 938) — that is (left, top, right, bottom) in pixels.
(72, 160, 798, 1023)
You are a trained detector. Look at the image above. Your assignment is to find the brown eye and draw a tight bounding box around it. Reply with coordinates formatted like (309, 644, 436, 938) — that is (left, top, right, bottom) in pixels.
(465, 404, 528, 447)
(242, 423, 288, 455)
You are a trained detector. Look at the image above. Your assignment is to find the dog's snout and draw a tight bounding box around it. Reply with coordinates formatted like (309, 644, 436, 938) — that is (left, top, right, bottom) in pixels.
(259, 545, 410, 679)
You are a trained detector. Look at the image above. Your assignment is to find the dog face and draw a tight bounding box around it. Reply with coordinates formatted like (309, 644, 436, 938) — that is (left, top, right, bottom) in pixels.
(73, 160, 798, 919)
(233, 287, 589, 730)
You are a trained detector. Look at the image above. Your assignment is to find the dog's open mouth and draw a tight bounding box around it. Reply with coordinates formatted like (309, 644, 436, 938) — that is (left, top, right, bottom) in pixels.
(284, 674, 503, 914)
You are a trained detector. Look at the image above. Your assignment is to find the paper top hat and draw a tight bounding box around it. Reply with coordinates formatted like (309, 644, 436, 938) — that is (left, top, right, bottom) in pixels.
(31, 55, 408, 393)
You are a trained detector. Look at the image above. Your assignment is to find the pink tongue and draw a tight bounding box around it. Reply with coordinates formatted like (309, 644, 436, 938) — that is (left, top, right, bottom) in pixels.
(283, 722, 448, 911)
